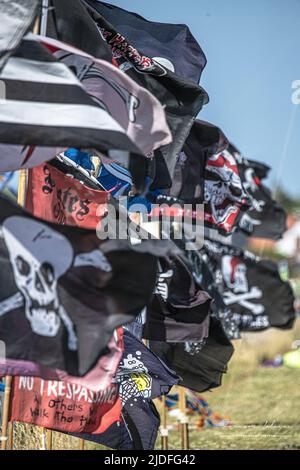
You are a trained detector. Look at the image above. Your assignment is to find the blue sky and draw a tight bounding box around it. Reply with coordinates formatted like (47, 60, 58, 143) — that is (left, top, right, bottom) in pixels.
(107, 0, 300, 196)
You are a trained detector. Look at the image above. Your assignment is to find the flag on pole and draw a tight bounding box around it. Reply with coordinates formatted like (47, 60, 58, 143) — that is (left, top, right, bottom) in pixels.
(229, 144, 287, 239)
(0, 194, 174, 375)
(83, 0, 208, 178)
(83, 0, 207, 84)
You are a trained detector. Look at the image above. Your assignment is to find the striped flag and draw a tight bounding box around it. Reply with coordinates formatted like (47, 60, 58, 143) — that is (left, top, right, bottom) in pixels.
(0, 35, 152, 188)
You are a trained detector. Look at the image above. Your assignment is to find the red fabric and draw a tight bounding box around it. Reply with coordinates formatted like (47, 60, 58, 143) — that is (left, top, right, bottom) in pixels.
(26, 163, 108, 229)
(10, 375, 121, 434)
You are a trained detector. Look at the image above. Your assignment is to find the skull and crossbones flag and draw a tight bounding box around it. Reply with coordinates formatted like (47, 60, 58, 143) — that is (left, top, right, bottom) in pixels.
(0, 195, 174, 376)
(229, 143, 287, 240)
(203, 239, 295, 332)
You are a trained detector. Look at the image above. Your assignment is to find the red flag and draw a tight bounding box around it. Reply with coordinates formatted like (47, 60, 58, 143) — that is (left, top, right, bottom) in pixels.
(10, 375, 121, 434)
(26, 163, 108, 229)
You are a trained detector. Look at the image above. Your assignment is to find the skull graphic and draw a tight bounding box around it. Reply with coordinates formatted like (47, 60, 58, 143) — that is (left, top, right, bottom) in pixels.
(2, 216, 74, 340)
(222, 255, 248, 293)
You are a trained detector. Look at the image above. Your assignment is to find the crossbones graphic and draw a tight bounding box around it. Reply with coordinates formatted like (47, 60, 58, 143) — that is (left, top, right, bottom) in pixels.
(222, 255, 264, 316)
(0, 216, 112, 350)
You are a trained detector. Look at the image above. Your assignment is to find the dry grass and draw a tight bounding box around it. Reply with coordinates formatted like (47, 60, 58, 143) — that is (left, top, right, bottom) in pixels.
(9, 319, 300, 450)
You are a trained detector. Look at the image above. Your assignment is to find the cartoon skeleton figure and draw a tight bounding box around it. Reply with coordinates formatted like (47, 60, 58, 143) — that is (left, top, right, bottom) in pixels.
(0, 216, 112, 350)
(222, 255, 264, 315)
(115, 351, 152, 404)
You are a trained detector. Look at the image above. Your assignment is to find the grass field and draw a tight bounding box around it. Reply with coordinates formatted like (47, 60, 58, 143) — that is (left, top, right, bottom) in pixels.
(11, 319, 300, 450)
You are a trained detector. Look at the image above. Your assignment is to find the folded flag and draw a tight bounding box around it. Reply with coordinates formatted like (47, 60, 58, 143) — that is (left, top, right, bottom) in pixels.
(150, 317, 234, 392)
(0, 194, 172, 375)
(229, 144, 287, 240)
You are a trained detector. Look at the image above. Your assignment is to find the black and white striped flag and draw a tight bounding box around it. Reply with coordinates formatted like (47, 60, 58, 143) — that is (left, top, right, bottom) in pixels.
(0, 35, 149, 186)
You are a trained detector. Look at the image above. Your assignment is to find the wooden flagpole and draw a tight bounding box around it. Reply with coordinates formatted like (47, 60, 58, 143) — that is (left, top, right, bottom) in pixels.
(46, 429, 53, 450)
(7, 422, 14, 451)
(1, 376, 12, 450)
(78, 438, 85, 450)
(160, 395, 168, 450)
(178, 386, 189, 450)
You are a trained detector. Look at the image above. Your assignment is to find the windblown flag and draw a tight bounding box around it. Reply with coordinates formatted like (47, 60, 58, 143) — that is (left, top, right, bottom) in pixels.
(150, 317, 234, 393)
(9, 375, 121, 434)
(0, 329, 123, 392)
(229, 144, 287, 239)
(204, 239, 295, 331)
(0, 195, 174, 376)
(144, 255, 212, 342)
(72, 330, 179, 450)
(204, 148, 251, 235)
(83, 0, 207, 84)
(47, 0, 113, 61)
(83, 0, 208, 177)
(39, 34, 172, 156)
(171, 120, 228, 202)
(0, 0, 39, 71)
(0, 35, 152, 190)
(26, 162, 109, 229)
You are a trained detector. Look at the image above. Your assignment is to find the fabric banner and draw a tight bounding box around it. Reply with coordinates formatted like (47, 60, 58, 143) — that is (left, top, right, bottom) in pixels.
(9, 375, 121, 434)
(26, 163, 108, 229)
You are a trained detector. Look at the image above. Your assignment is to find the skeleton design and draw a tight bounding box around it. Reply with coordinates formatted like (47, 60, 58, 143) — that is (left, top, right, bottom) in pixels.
(205, 150, 247, 225)
(115, 351, 152, 404)
(155, 269, 173, 301)
(0, 216, 112, 350)
(222, 255, 264, 315)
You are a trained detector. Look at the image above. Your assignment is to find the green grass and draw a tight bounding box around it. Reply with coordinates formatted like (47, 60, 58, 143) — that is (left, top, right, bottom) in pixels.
(12, 320, 300, 450)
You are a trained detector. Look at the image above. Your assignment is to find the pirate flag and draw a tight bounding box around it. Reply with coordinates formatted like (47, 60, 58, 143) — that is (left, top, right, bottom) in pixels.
(83, 0, 207, 84)
(150, 316, 234, 393)
(0, 0, 39, 72)
(83, 0, 208, 178)
(0, 195, 175, 376)
(171, 120, 228, 203)
(70, 330, 179, 449)
(204, 239, 295, 331)
(229, 144, 287, 240)
(143, 255, 212, 342)
(204, 147, 251, 235)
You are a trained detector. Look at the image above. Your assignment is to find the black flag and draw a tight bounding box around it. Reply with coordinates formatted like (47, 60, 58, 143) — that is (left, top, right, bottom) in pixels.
(83, 0, 207, 84)
(144, 255, 212, 342)
(0, 195, 175, 376)
(229, 144, 287, 240)
(203, 239, 295, 332)
(82, 0, 208, 178)
(150, 317, 234, 393)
